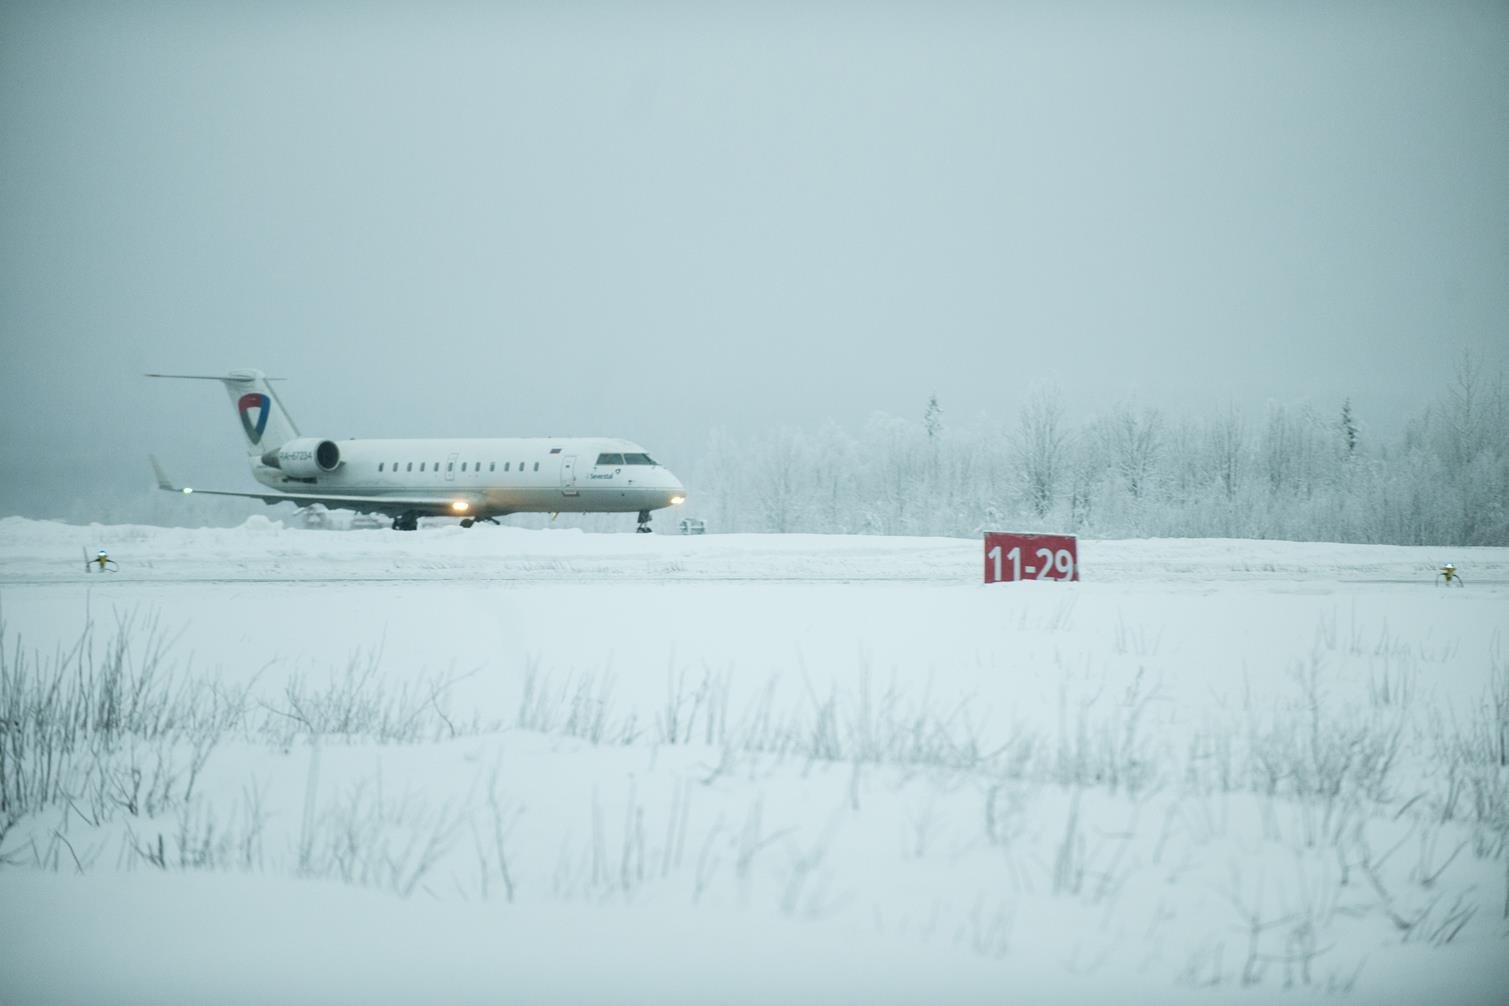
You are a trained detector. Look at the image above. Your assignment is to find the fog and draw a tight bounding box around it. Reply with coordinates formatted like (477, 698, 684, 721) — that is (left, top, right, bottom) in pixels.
(2, 1, 1506, 522)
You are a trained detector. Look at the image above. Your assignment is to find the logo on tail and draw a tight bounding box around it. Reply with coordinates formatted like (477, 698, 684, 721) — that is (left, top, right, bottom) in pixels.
(239, 393, 270, 444)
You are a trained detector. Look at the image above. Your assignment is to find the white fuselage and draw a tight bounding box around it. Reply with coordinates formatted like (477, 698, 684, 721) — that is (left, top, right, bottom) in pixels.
(254, 436, 685, 517)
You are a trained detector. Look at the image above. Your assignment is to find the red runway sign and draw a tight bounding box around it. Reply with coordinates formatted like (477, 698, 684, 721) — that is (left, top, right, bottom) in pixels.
(983, 532, 1078, 583)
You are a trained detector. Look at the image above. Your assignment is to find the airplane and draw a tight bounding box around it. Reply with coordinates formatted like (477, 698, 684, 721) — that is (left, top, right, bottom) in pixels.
(148, 369, 687, 531)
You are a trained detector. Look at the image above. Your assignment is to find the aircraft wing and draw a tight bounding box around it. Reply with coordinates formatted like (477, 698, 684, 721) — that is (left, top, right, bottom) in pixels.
(149, 456, 483, 518)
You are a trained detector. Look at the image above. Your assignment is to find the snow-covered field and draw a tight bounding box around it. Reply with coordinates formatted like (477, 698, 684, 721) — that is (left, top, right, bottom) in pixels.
(2, 516, 1506, 1004)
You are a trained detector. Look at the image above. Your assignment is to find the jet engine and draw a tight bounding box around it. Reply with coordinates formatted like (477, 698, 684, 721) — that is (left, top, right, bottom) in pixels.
(262, 438, 341, 477)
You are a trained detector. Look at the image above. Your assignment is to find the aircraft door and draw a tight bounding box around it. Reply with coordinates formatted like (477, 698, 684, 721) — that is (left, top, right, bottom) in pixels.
(560, 455, 579, 496)
(445, 452, 458, 482)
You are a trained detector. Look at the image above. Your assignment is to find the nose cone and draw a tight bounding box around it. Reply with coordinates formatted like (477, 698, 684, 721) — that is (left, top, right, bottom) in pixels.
(663, 468, 687, 506)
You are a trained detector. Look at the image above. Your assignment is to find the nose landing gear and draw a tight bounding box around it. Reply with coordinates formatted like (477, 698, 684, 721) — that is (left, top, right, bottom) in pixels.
(636, 509, 653, 533)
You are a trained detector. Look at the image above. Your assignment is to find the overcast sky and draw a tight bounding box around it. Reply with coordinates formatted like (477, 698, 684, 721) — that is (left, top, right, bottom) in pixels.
(2, 1, 1506, 517)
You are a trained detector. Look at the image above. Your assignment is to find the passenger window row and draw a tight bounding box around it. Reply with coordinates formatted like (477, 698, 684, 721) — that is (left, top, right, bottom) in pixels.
(376, 460, 544, 473)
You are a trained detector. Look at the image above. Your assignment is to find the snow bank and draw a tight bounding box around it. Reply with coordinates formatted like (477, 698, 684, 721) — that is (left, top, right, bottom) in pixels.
(1, 518, 1506, 1003)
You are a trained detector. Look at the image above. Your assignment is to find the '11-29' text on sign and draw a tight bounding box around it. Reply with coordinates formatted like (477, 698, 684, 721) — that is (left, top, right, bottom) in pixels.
(983, 532, 1079, 583)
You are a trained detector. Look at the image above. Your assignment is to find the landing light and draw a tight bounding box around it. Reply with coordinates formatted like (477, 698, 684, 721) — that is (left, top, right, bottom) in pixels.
(670, 495, 685, 506)
(182, 488, 193, 494)
(451, 500, 470, 512)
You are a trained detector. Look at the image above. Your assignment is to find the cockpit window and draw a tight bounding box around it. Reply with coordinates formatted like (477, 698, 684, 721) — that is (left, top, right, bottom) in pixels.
(596, 453, 625, 466)
(623, 453, 656, 465)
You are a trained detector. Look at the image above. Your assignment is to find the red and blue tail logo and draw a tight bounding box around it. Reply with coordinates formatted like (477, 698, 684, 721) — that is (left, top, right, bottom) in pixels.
(238, 392, 270, 444)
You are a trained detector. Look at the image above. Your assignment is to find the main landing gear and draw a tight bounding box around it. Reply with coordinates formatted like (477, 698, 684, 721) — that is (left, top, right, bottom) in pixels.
(392, 511, 419, 531)
(636, 509, 653, 534)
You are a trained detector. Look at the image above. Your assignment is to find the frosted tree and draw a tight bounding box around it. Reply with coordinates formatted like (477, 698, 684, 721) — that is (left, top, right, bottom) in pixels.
(1262, 404, 1292, 495)
(1261, 403, 1324, 498)
(1066, 434, 1103, 532)
(1437, 350, 1498, 470)
(1104, 403, 1163, 500)
(1014, 385, 1067, 518)
(696, 428, 744, 532)
(862, 412, 928, 533)
(922, 394, 945, 505)
(1431, 351, 1509, 544)
(924, 394, 943, 442)
(1155, 418, 1207, 535)
(1208, 407, 1246, 503)
(1340, 399, 1358, 456)
(811, 420, 861, 533)
(752, 427, 809, 532)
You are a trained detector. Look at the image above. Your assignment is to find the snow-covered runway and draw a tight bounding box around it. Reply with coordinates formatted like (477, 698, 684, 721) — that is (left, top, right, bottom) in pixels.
(7, 514, 1506, 584)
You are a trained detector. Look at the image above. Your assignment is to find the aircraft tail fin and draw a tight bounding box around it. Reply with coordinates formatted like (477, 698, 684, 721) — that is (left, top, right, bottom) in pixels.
(147, 369, 300, 455)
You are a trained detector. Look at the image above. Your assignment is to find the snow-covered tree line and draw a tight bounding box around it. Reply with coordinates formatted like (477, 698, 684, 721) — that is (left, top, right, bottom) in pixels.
(681, 357, 1509, 546)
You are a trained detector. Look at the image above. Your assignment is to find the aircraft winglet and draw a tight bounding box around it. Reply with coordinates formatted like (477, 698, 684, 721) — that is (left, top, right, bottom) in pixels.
(149, 455, 182, 492)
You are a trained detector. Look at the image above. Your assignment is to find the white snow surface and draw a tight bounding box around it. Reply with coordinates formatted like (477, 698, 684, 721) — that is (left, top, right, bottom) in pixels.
(1, 516, 1507, 1004)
